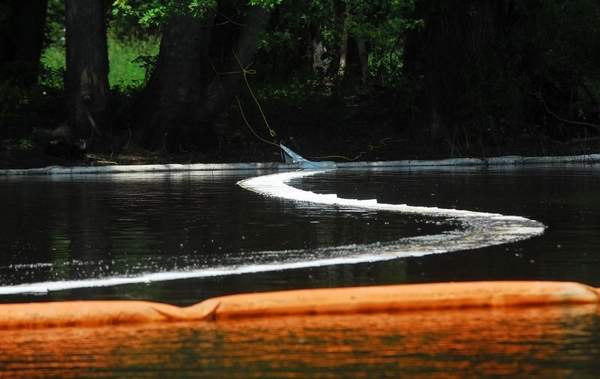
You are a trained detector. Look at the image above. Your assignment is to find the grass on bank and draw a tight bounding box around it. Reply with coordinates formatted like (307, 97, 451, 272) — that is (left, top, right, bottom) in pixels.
(40, 33, 159, 89)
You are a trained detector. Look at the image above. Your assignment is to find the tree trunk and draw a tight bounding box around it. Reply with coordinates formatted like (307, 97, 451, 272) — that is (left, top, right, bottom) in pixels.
(198, 6, 270, 123)
(335, 3, 349, 78)
(64, 0, 109, 150)
(136, 5, 270, 152)
(136, 11, 215, 151)
(356, 38, 368, 84)
(310, 22, 328, 75)
(0, 0, 48, 86)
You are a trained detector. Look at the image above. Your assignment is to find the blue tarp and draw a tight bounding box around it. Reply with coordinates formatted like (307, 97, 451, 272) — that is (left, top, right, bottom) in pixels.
(280, 144, 335, 169)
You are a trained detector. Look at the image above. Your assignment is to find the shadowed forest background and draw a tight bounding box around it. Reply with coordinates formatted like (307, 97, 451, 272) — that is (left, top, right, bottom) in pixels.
(1, 0, 600, 167)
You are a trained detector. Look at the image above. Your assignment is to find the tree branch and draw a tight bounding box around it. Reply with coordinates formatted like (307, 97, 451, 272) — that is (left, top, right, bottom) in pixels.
(539, 91, 600, 132)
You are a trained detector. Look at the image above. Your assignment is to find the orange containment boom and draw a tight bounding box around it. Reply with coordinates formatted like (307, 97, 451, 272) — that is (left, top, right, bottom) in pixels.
(0, 281, 599, 330)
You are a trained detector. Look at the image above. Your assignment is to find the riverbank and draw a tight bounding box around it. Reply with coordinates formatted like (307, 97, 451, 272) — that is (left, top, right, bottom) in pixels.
(2, 135, 599, 170)
(3, 78, 600, 170)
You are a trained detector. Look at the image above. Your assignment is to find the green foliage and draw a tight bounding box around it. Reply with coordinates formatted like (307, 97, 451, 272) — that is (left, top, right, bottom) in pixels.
(15, 138, 34, 151)
(257, 76, 334, 103)
(109, 0, 419, 89)
(112, 0, 281, 28)
(256, 0, 419, 86)
(113, 0, 170, 28)
(344, 0, 421, 84)
(107, 33, 160, 89)
(39, 44, 65, 88)
(45, 0, 65, 48)
(10, 0, 599, 158)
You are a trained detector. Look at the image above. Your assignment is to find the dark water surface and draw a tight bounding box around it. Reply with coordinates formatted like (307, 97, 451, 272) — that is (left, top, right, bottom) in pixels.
(1, 166, 600, 377)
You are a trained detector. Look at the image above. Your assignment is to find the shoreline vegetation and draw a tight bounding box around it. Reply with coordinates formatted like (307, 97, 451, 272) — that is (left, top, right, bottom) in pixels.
(2, 1, 600, 169)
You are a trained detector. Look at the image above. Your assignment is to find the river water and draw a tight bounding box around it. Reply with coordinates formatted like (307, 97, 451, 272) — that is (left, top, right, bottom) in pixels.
(1, 166, 599, 377)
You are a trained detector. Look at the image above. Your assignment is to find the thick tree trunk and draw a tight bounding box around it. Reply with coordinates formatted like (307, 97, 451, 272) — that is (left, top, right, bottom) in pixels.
(136, 6, 270, 152)
(136, 12, 215, 151)
(0, 0, 48, 86)
(65, 0, 109, 150)
(199, 6, 270, 122)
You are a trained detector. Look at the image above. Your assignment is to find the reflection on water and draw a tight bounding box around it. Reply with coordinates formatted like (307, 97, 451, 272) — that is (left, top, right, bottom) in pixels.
(298, 167, 600, 286)
(1, 305, 599, 378)
(0, 171, 450, 300)
(1, 167, 600, 302)
(1, 167, 600, 376)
